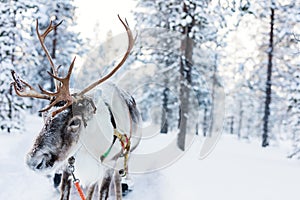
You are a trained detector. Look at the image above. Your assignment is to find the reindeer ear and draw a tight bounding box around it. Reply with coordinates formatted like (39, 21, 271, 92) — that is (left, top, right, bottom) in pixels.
(82, 97, 97, 115)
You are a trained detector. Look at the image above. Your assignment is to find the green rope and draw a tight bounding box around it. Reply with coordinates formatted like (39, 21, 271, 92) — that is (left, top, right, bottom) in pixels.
(102, 147, 112, 158)
(100, 145, 113, 162)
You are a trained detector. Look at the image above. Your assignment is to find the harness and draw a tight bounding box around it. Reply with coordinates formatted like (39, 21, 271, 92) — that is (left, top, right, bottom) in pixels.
(68, 103, 132, 200)
(100, 103, 131, 176)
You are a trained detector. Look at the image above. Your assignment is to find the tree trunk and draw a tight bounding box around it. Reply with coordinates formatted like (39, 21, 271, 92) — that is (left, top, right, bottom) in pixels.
(229, 116, 234, 135)
(161, 86, 169, 134)
(262, 6, 275, 147)
(6, 94, 12, 133)
(177, 29, 193, 151)
(208, 55, 217, 137)
(203, 106, 208, 137)
(237, 101, 243, 138)
(50, 17, 58, 91)
(8, 10, 17, 132)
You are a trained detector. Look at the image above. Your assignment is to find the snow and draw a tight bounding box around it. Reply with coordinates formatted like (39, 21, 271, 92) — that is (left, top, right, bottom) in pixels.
(1, 115, 300, 200)
(0, 115, 56, 200)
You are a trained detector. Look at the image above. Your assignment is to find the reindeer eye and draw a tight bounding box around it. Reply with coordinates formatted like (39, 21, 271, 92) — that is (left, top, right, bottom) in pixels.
(70, 119, 81, 127)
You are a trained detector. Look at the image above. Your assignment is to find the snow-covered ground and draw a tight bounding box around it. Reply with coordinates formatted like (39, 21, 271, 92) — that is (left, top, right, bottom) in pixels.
(1, 115, 300, 200)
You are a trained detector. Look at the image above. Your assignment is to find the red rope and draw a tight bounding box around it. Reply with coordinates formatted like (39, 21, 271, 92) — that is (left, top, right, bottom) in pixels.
(74, 180, 86, 200)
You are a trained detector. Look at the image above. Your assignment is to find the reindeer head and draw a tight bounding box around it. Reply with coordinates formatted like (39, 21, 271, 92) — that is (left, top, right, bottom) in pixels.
(11, 16, 135, 172)
(26, 98, 97, 172)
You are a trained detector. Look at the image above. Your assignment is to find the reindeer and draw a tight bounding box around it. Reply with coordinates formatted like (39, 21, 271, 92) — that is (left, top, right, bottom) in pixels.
(11, 16, 141, 200)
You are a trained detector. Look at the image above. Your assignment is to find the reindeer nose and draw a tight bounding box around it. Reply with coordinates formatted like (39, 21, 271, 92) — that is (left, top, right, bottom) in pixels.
(26, 153, 36, 170)
(26, 153, 39, 170)
(26, 152, 50, 171)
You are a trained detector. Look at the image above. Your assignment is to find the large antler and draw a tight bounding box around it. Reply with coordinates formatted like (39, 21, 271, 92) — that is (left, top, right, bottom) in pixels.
(35, 19, 76, 116)
(11, 20, 75, 117)
(11, 15, 135, 117)
(77, 15, 135, 96)
(36, 19, 63, 91)
(11, 58, 76, 117)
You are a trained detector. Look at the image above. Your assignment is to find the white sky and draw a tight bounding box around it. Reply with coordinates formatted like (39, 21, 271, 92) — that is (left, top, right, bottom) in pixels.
(74, 0, 137, 41)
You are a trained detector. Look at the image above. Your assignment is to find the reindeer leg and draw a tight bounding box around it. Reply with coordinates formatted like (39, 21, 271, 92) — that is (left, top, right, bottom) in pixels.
(99, 169, 113, 200)
(114, 171, 122, 200)
(60, 170, 72, 200)
(86, 183, 97, 200)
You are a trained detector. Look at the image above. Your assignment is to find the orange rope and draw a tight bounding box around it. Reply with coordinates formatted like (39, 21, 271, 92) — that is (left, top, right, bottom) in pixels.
(74, 180, 86, 200)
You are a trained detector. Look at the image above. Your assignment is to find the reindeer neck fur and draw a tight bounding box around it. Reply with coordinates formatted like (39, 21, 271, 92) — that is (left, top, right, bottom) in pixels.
(67, 83, 134, 185)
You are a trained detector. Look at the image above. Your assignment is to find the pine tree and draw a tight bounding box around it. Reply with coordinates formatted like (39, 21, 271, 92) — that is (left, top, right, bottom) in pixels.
(0, 0, 39, 133)
(255, 0, 300, 146)
(134, 0, 222, 150)
(220, 0, 299, 146)
(261, 2, 275, 147)
(288, 71, 300, 158)
(168, 0, 217, 150)
(134, 0, 182, 133)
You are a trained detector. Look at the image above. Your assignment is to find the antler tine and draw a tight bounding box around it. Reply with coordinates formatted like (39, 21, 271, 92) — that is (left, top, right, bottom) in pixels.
(11, 70, 50, 100)
(38, 84, 59, 96)
(78, 15, 135, 96)
(47, 57, 75, 82)
(38, 57, 76, 117)
(36, 19, 63, 90)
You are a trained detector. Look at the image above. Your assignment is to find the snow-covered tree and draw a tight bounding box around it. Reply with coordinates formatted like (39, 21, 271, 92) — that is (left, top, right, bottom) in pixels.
(0, 0, 84, 132)
(218, 0, 299, 149)
(0, 0, 40, 133)
(254, 0, 300, 146)
(287, 71, 300, 158)
(134, 0, 182, 133)
(134, 0, 223, 150)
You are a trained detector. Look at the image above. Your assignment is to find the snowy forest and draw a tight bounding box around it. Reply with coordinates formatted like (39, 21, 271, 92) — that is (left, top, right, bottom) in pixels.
(0, 0, 300, 200)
